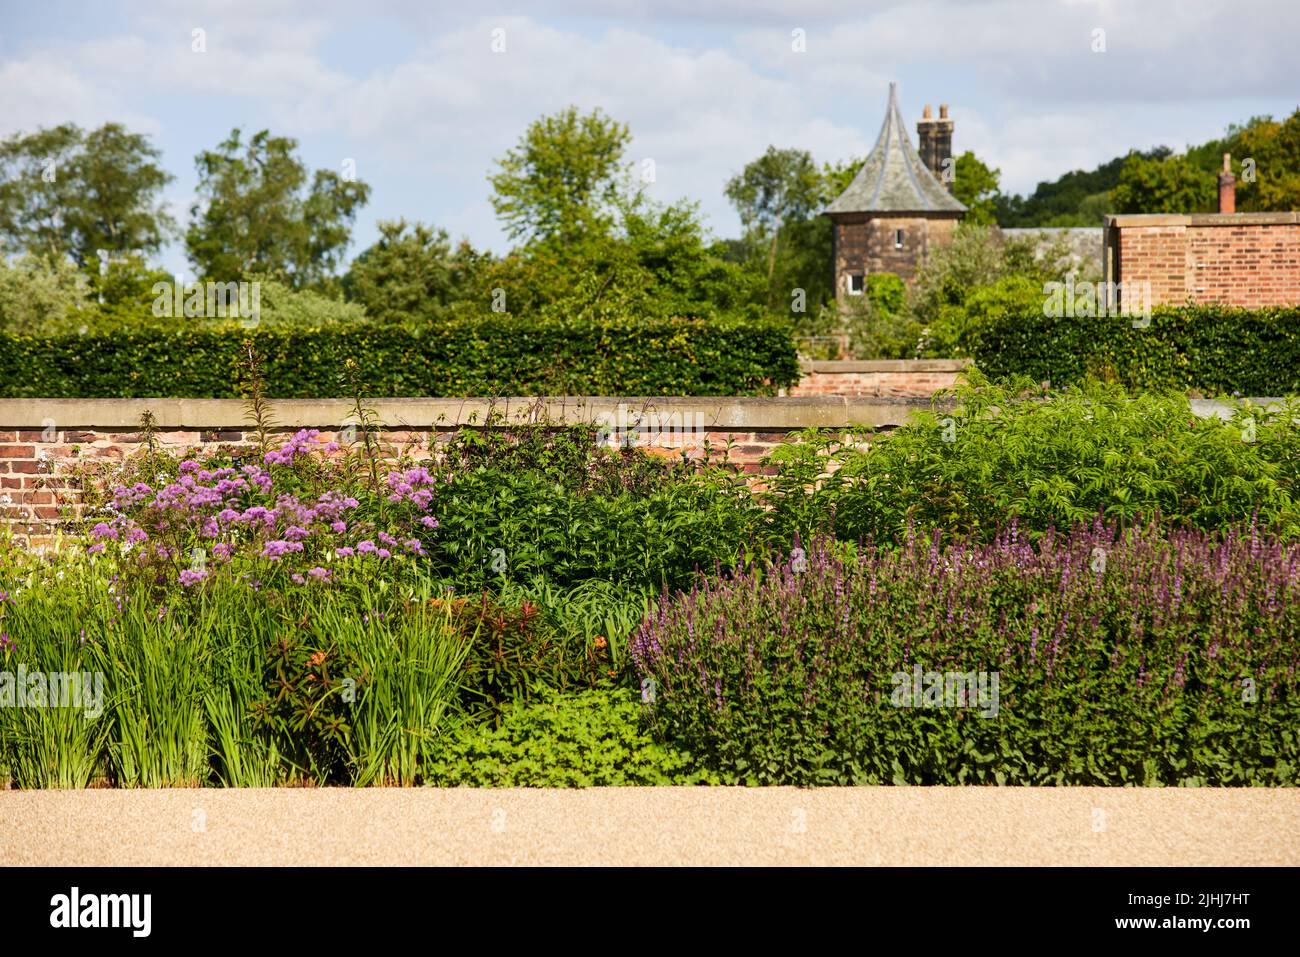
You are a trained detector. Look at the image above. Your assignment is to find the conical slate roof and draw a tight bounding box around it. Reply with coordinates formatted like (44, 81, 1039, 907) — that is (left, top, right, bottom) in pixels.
(825, 83, 966, 215)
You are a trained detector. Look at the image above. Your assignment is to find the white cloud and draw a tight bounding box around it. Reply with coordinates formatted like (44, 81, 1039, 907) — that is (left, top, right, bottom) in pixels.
(2, 0, 1296, 262)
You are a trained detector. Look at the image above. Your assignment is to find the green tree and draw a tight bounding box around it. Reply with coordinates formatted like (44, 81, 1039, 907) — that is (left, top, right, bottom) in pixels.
(725, 147, 823, 297)
(489, 107, 632, 246)
(479, 192, 761, 320)
(344, 220, 487, 321)
(1110, 152, 1216, 213)
(1220, 111, 1300, 211)
(951, 151, 1001, 225)
(186, 129, 370, 285)
(0, 123, 174, 265)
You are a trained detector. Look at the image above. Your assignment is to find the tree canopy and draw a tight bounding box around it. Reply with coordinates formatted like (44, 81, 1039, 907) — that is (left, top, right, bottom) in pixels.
(186, 128, 370, 285)
(0, 122, 174, 266)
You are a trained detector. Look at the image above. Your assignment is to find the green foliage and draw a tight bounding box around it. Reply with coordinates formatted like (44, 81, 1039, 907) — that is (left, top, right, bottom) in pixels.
(424, 689, 716, 786)
(489, 106, 632, 246)
(1212, 111, 1300, 211)
(0, 314, 798, 397)
(424, 464, 764, 593)
(0, 253, 93, 334)
(1111, 152, 1216, 214)
(999, 109, 1300, 222)
(974, 304, 1300, 395)
(343, 219, 488, 322)
(0, 123, 174, 266)
(865, 272, 906, 316)
(764, 377, 1300, 544)
(994, 151, 1158, 227)
(918, 273, 1044, 358)
(725, 146, 824, 309)
(951, 151, 1001, 225)
(634, 530, 1300, 787)
(187, 129, 370, 286)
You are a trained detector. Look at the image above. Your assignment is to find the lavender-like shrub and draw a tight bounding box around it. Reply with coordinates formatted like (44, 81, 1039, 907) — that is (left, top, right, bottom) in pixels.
(632, 520, 1300, 785)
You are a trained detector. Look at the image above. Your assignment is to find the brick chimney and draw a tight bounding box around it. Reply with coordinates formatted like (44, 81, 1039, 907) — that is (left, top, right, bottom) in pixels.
(917, 103, 955, 189)
(1218, 153, 1236, 214)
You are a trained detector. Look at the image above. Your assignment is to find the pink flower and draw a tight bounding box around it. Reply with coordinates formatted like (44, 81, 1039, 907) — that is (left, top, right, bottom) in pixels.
(179, 568, 208, 587)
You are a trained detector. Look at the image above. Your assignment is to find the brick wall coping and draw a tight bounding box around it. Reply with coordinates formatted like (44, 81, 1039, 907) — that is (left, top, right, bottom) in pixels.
(0, 396, 950, 432)
(797, 359, 972, 373)
(0, 396, 1281, 433)
(1105, 212, 1300, 228)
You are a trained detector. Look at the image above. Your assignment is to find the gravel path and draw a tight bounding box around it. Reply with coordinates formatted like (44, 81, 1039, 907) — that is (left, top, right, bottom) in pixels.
(4, 787, 1297, 866)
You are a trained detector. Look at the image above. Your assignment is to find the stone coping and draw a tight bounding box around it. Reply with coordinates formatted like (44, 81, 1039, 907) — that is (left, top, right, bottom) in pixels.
(0, 396, 948, 431)
(1105, 212, 1300, 228)
(797, 358, 972, 373)
(0, 395, 1283, 431)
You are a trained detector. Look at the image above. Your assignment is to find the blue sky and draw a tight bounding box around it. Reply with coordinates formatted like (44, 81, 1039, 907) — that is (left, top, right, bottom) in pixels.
(2, 0, 1296, 277)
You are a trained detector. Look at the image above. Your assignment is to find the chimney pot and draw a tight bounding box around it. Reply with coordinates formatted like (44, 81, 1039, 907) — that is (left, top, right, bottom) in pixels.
(939, 103, 949, 119)
(922, 104, 933, 119)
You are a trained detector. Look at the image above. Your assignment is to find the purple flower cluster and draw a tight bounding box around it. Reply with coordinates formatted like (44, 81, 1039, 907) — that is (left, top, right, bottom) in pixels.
(85, 435, 440, 587)
(632, 518, 1300, 714)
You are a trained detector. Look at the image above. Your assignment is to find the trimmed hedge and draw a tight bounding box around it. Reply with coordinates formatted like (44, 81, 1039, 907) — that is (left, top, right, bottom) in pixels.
(972, 305, 1300, 395)
(0, 314, 800, 397)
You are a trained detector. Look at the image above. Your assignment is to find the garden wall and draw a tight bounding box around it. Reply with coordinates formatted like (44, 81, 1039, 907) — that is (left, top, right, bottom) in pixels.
(1103, 212, 1300, 309)
(0, 396, 938, 544)
(788, 359, 970, 397)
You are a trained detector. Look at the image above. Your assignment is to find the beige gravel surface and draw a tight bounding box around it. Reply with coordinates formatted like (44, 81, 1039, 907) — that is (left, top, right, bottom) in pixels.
(3, 787, 1297, 866)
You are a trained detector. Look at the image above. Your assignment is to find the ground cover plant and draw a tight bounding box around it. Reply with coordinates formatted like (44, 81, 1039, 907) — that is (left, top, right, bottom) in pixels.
(424, 688, 718, 787)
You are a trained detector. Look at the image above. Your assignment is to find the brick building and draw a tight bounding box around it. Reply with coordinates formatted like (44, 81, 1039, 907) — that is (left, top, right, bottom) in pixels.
(1102, 156, 1300, 309)
(825, 83, 965, 298)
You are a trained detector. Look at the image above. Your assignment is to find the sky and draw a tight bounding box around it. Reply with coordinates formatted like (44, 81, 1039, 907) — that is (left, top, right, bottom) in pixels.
(1, 0, 1297, 276)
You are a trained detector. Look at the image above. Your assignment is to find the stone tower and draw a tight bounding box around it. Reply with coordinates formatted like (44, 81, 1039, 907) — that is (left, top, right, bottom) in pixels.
(825, 83, 965, 297)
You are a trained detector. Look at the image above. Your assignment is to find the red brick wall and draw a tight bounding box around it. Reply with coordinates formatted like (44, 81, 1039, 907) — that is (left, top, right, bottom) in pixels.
(790, 360, 969, 397)
(1108, 213, 1300, 308)
(0, 425, 805, 546)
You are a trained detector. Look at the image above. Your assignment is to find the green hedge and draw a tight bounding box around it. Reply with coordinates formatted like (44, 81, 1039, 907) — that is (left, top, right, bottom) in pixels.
(972, 305, 1300, 395)
(0, 315, 800, 397)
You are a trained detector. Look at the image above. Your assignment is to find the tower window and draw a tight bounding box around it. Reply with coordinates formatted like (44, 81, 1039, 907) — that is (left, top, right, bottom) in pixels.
(894, 229, 905, 249)
(847, 274, 864, 295)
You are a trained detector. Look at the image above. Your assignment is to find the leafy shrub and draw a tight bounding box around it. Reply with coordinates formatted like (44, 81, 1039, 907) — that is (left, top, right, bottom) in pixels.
(632, 525, 1300, 786)
(973, 304, 1300, 395)
(439, 593, 615, 718)
(917, 274, 1042, 358)
(425, 467, 764, 592)
(763, 377, 1300, 543)
(865, 273, 906, 317)
(0, 313, 799, 397)
(424, 688, 716, 786)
